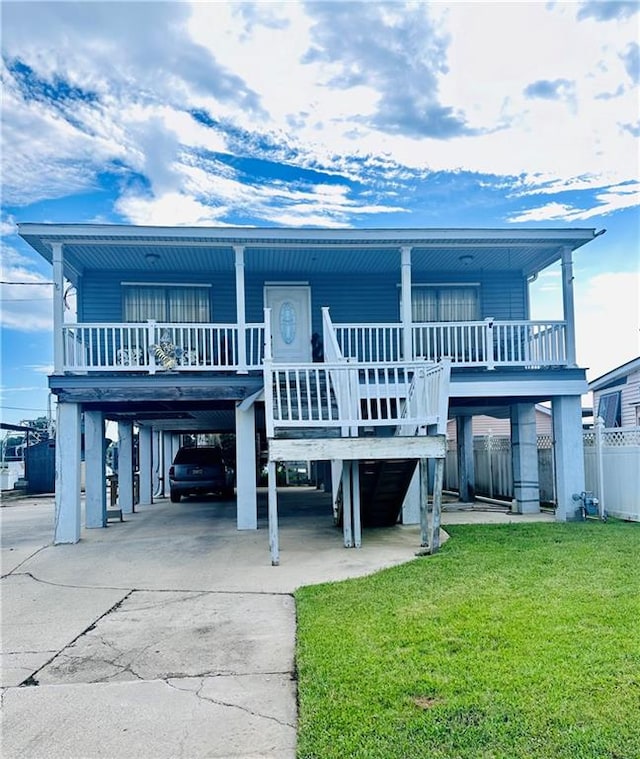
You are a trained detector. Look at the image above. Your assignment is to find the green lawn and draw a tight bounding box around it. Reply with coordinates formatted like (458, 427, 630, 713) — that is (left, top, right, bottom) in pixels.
(296, 521, 640, 759)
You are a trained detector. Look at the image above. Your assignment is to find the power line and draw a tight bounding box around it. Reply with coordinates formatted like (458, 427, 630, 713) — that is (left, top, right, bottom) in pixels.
(0, 281, 54, 285)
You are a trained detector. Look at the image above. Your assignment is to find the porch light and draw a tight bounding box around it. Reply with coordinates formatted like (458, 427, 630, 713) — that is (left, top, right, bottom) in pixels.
(145, 253, 160, 265)
(459, 254, 474, 265)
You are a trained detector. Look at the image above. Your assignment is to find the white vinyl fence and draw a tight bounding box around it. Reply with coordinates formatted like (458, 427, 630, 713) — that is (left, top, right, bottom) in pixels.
(444, 422, 640, 521)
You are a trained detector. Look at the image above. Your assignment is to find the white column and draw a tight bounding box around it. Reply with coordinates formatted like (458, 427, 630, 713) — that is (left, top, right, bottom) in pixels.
(234, 245, 247, 373)
(352, 461, 361, 548)
(54, 402, 82, 543)
(51, 242, 65, 374)
(561, 246, 577, 367)
(342, 461, 353, 548)
(84, 410, 106, 528)
(152, 429, 161, 497)
(162, 432, 173, 497)
(510, 403, 540, 514)
(400, 245, 413, 361)
(456, 416, 475, 502)
(267, 460, 279, 566)
(118, 421, 134, 514)
(552, 395, 585, 521)
(419, 458, 429, 547)
(138, 425, 153, 506)
(236, 402, 257, 529)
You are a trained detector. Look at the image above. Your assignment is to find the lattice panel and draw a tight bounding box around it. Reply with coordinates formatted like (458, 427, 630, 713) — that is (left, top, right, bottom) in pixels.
(602, 428, 640, 447)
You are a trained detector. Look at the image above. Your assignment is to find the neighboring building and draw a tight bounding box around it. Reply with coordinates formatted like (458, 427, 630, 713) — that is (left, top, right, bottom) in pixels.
(18, 224, 601, 558)
(446, 404, 552, 443)
(589, 357, 640, 428)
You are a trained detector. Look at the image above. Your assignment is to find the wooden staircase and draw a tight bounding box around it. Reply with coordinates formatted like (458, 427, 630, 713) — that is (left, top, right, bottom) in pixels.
(358, 458, 418, 527)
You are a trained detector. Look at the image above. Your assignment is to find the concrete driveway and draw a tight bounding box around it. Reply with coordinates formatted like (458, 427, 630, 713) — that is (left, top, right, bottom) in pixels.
(1, 489, 552, 758)
(0, 488, 423, 759)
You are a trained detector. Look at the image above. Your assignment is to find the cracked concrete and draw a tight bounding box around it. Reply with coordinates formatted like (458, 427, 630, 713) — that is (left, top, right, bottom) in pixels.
(2, 489, 545, 757)
(36, 590, 295, 685)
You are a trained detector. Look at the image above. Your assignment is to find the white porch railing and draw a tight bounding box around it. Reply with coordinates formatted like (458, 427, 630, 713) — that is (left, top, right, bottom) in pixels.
(264, 359, 451, 438)
(61, 322, 265, 373)
(325, 312, 568, 368)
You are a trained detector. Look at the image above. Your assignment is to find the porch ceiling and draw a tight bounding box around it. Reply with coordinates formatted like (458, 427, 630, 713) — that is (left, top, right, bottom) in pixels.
(18, 224, 601, 284)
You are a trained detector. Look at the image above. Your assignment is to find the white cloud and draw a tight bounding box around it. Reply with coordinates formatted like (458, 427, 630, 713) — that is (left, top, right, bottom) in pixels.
(0, 243, 54, 332)
(575, 270, 640, 381)
(508, 182, 640, 222)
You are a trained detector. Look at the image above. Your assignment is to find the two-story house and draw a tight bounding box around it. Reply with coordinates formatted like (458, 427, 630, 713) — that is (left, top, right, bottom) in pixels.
(19, 224, 601, 563)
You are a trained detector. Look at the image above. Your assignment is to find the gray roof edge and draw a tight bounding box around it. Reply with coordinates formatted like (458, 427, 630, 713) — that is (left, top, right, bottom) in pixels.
(17, 222, 599, 244)
(588, 356, 640, 391)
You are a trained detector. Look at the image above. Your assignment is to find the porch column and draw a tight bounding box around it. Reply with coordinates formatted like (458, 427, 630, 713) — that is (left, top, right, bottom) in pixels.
(510, 403, 540, 514)
(234, 245, 247, 373)
(162, 431, 173, 497)
(456, 416, 475, 502)
(138, 425, 153, 506)
(400, 246, 413, 361)
(552, 395, 585, 521)
(561, 246, 577, 367)
(236, 401, 257, 529)
(352, 461, 362, 548)
(152, 428, 161, 497)
(84, 410, 107, 528)
(51, 242, 65, 374)
(54, 402, 82, 544)
(118, 421, 134, 514)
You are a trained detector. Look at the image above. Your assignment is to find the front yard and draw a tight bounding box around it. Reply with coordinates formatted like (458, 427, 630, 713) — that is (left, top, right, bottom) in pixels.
(296, 521, 640, 758)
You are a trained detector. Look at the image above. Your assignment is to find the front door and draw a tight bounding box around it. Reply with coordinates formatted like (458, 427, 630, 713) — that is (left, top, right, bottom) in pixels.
(264, 285, 312, 362)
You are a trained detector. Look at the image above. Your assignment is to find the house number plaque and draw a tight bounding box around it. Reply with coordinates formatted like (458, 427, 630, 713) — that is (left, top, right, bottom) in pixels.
(279, 301, 297, 344)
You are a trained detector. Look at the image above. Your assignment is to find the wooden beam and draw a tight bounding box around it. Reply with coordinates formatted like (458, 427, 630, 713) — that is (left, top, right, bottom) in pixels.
(268, 435, 446, 462)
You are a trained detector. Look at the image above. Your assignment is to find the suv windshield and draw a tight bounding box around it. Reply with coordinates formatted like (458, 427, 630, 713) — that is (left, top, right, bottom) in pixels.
(173, 447, 223, 466)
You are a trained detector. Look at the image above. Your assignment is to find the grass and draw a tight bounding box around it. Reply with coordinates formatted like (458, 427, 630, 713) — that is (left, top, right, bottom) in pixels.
(295, 521, 640, 759)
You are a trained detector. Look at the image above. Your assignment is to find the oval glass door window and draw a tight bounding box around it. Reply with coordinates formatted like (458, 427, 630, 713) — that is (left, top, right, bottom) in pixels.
(279, 301, 297, 344)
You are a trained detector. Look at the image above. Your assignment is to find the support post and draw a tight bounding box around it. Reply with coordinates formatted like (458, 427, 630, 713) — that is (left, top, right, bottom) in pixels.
(429, 458, 444, 554)
(419, 458, 429, 547)
(342, 461, 353, 548)
(138, 425, 153, 506)
(552, 395, 585, 521)
(236, 401, 257, 529)
(84, 410, 107, 528)
(456, 416, 475, 503)
(234, 245, 247, 373)
(162, 431, 173, 498)
(152, 429, 161, 497)
(352, 461, 361, 548)
(594, 415, 606, 517)
(54, 402, 82, 543)
(51, 242, 65, 374)
(267, 460, 279, 566)
(561, 246, 577, 367)
(511, 403, 540, 513)
(118, 421, 134, 514)
(400, 245, 413, 361)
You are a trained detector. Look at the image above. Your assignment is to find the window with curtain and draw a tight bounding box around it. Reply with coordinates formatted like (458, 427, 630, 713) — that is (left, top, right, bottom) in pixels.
(123, 285, 211, 322)
(411, 286, 479, 322)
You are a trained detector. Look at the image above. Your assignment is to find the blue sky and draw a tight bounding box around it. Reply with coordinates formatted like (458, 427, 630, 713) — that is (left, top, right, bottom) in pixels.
(1, 0, 639, 427)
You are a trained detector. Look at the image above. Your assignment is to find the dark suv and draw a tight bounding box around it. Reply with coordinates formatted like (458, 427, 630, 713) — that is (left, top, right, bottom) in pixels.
(169, 446, 234, 502)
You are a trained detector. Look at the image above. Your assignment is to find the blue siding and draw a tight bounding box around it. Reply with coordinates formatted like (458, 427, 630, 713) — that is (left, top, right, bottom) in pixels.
(80, 267, 528, 325)
(81, 271, 236, 323)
